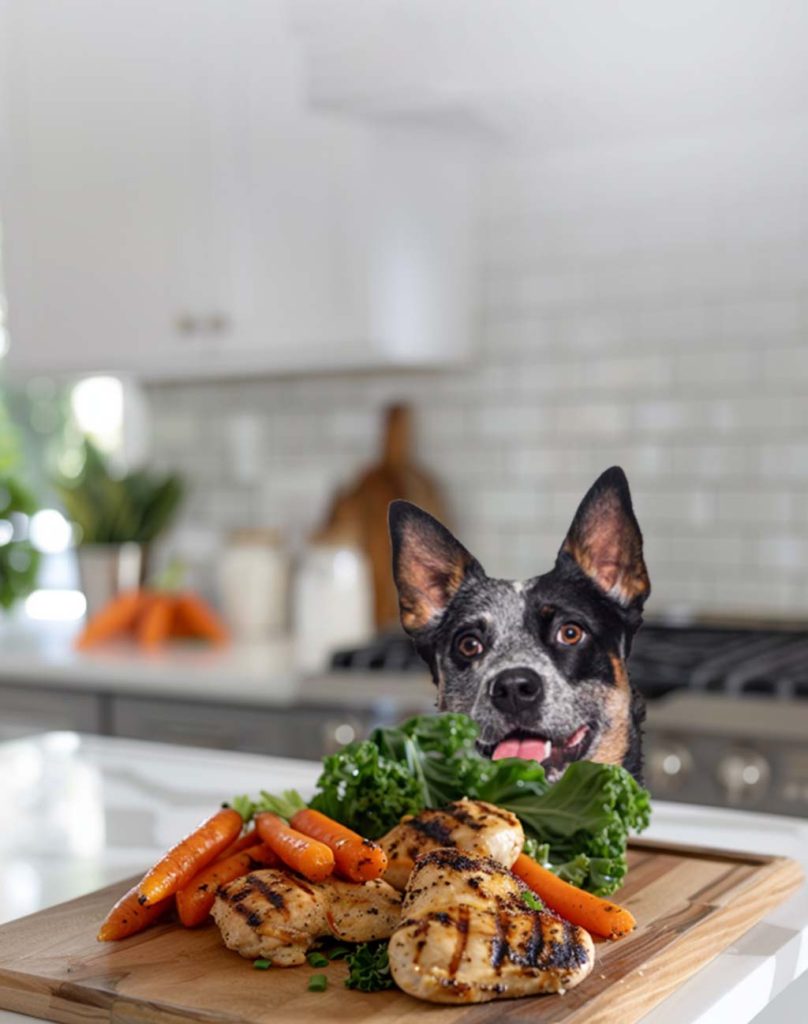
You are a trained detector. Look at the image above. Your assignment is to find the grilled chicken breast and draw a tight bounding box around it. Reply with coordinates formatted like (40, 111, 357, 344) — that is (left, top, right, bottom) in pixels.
(389, 848, 594, 1003)
(379, 798, 524, 890)
(212, 870, 401, 966)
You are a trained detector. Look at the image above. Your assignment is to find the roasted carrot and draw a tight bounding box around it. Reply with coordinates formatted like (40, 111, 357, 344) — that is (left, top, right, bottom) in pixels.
(97, 883, 174, 941)
(255, 812, 335, 882)
(75, 590, 145, 650)
(176, 843, 280, 927)
(137, 594, 175, 649)
(290, 807, 388, 882)
(215, 827, 261, 862)
(138, 807, 243, 906)
(174, 592, 229, 645)
(512, 853, 636, 939)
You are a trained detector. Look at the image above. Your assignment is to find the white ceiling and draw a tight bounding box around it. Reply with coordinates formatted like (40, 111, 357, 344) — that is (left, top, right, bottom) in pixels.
(288, 0, 808, 145)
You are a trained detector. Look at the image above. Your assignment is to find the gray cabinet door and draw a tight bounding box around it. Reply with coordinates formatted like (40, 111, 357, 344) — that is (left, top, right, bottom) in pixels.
(0, 685, 102, 737)
(108, 696, 368, 760)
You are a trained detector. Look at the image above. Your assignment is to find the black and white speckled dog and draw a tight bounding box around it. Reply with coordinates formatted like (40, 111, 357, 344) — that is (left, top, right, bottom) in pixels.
(388, 467, 651, 782)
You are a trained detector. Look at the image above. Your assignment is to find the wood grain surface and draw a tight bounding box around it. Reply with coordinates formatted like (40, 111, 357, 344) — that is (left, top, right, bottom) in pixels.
(0, 839, 802, 1024)
(313, 402, 447, 628)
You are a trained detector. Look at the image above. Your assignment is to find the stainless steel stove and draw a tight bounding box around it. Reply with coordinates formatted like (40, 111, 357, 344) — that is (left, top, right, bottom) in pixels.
(332, 621, 808, 817)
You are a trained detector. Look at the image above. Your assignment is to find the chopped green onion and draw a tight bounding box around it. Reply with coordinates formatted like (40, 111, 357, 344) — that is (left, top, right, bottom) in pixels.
(327, 944, 351, 960)
(253, 958, 272, 970)
(308, 974, 328, 992)
(307, 952, 330, 968)
(521, 890, 543, 911)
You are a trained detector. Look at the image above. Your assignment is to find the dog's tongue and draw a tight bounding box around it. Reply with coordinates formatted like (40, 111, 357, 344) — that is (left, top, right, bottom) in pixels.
(492, 737, 552, 762)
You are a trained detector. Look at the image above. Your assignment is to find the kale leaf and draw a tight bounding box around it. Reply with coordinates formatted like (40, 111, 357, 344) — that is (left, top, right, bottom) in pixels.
(308, 739, 424, 839)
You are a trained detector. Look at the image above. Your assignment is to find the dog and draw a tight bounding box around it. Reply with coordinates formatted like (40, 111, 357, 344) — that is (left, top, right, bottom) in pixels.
(388, 466, 651, 782)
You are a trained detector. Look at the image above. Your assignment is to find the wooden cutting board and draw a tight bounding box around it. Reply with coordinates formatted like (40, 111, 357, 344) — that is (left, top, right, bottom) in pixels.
(0, 839, 801, 1024)
(314, 402, 447, 628)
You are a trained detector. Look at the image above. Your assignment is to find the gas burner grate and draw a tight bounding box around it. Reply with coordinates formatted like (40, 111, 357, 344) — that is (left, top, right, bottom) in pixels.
(629, 625, 808, 700)
(331, 633, 424, 672)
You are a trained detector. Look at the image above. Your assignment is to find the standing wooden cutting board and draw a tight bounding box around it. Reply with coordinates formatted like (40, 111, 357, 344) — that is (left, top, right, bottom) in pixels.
(0, 839, 801, 1024)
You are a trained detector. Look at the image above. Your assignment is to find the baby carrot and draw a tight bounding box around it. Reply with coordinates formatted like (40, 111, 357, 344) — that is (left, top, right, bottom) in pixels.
(174, 592, 229, 645)
(138, 807, 243, 906)
(97, 883, 173, 941)
(75, 590, 144, 650)
(137, 594, 174, 649)
(290, 807, 388, 882)
(513, 853, 636, 939)
(255, 812, 335, 882)
(176, 843, 279, 927)
(215, 827, 261, 862)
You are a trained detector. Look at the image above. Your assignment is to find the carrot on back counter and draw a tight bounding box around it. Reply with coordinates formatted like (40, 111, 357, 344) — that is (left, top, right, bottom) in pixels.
(75, 590, 144, 650)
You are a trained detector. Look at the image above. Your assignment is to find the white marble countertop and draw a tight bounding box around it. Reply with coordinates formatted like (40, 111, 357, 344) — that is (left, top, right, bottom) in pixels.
(0, 731, 806, 1024)
(0, 618, 435, 710)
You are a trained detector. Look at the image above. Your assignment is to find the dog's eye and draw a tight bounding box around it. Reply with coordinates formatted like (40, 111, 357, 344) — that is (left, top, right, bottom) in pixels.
(556, 623, 585, 646)
(456, 633, 485, 659)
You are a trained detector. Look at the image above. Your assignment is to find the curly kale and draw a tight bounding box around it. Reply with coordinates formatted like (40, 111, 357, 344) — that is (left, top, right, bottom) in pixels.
(514, 761, 651, 894)
(308, 740, 424, 839)
(344, 941, 395, 992)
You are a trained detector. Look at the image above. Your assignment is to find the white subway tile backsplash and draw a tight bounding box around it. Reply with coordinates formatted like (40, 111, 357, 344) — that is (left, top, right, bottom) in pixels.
(757, 536, 807, 572)
(633, 400, 688, 434)
(555, 401, 629, 438)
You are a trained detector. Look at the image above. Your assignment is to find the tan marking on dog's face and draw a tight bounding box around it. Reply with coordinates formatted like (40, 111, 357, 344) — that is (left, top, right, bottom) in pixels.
(588, 653, 631, 766)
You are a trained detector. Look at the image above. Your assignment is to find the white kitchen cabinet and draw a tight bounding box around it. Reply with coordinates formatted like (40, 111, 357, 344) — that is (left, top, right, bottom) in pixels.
(0, 0, 476, 380)
(0, 0, 235, 377)
(231, 117, 477, 373)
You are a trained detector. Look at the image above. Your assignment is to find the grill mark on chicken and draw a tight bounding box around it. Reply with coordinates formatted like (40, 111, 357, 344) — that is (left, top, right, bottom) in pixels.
(285, 875, 316, 898)
(219, 885, 251, 904)
(410, 917, 431, 966)
(379, 799, 524, 891)
(443, 803, 485, 831)
(524, 912, 544, 967)
(407, 817, 455, 845)
(243, 873, 288, 913)
(389, 847, 594, 1004)
(491, 910, 508, 972)
(212, 869, 402, 966)
(418, 849, 498, 875)
(541, 921, 594, 971)
(448, 906, 471, 977)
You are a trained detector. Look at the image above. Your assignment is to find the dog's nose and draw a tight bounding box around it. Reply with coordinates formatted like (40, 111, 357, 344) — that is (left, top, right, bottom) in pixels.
(489, 668, 544, 715)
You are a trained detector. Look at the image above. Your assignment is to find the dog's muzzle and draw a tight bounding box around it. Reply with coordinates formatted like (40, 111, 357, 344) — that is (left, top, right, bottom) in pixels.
(489, 667, 543, 716)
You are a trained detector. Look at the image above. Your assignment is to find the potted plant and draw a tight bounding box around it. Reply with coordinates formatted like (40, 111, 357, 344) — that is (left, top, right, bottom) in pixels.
(0, 476, 40, 611)
(56, 441, 184, 615)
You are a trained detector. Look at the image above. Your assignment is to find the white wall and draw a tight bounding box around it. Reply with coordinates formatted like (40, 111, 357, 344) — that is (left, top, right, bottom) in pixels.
(147, 114, 808, 619)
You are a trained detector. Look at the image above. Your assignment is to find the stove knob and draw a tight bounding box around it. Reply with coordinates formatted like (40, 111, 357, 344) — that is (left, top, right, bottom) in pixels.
(647, 741, 693, 793)
(717, 749, 771, 806)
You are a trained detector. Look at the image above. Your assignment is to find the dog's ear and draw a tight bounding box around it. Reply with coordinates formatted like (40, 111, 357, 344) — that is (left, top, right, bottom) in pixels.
(557, 466, 650, 609)
(389, 501, 483, 634)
